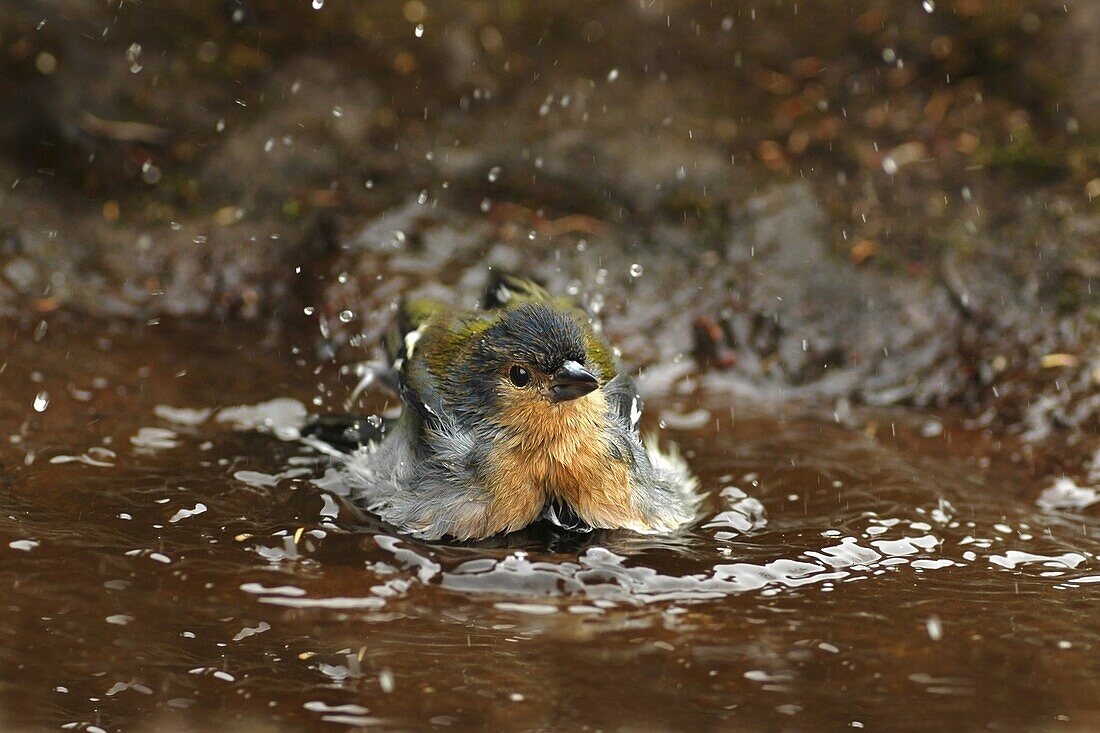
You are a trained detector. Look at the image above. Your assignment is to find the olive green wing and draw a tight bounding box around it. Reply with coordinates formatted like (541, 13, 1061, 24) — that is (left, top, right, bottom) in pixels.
(382, 297, 448, 365)
(383, 297, 454, 423)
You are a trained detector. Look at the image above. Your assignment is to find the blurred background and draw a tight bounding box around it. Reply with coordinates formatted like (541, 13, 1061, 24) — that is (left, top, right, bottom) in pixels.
(1, 0, 1097, 443)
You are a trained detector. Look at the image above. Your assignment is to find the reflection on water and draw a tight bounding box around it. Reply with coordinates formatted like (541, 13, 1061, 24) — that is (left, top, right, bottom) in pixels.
(1, 318, 1098, 732)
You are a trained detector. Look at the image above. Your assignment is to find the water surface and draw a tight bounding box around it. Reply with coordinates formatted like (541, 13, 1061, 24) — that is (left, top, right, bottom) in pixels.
(1, 317, 1097, 732)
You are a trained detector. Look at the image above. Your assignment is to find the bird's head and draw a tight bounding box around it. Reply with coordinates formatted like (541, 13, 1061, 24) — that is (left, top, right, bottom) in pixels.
(446, 302, 615, 434)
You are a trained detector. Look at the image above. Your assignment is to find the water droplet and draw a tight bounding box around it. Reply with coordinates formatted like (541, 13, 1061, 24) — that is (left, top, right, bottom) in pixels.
(881, 156, 898, 175)
(33, 320, 48, 341)
(607, 68, 619, 82)
(126, 43, 143, 74)
(303, 306, 315, 316)
(141, 160, 161, 184)
(311, 0, 324, 9)
(926, 615, 943, 641)
(922, 0, 935, 12)
(480, 198, 491, 212)
(629, 263, 644, 278)
(417, 190, 428, 205)
(414, 23, 424, 38)
(338, 310, 354, 323)
(366, 414, 383, 429)
(215, 118, 225, 133)
(331, 106, 344, 118)
(264, 138, 275, 152)
(487, 166, 501, 183)
(33, 391, 50, 412)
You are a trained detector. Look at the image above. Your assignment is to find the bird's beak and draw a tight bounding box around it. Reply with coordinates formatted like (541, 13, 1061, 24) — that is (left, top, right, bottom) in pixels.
(549, 360, 599, 403)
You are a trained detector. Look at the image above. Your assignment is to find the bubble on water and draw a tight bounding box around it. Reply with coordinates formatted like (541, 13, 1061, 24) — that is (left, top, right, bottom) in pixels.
(629, 263, 644, 278)
(303, 306, 315, 316)
(311, 0, 324, 8)
(487, 166, 501, 183)
(414, 23, 424, 38)
(607, 68, 619, 82)
(33, 391, 50, 412)
(882, 156, 899, 175)
(480, 198, 492, 212)
(338, 310, 354, 323)
(922, 0, 935, 12)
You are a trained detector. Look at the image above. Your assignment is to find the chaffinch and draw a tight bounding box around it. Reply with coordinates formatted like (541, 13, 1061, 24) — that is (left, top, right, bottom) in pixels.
(316, 273, 700, 541)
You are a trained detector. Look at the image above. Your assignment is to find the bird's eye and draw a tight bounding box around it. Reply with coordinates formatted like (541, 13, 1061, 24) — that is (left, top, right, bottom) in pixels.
(509, 365, 530, 388)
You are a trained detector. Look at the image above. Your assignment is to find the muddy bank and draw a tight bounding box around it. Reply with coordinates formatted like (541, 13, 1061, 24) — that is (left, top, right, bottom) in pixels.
(0, 0, 1097, 464)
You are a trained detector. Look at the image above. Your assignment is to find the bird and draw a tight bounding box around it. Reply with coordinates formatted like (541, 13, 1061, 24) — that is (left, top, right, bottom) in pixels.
(313, 273, 701, 541)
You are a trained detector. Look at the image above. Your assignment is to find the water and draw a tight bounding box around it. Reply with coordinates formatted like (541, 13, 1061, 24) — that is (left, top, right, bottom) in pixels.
(1, 317, 1098, 732)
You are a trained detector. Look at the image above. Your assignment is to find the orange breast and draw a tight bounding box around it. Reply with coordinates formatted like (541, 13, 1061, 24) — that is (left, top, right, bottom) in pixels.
(486, 390, 647, 532)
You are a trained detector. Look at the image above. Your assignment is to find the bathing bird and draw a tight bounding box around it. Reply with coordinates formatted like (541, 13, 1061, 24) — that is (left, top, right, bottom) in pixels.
(312, 273, 700, 540)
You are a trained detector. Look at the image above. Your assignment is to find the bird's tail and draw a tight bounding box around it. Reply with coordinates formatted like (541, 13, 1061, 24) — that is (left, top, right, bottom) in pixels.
(481, 271, 552, 309)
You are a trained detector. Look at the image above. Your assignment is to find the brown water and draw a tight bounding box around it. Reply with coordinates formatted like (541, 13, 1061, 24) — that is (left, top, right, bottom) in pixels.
(1, 316, 1098, 733)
